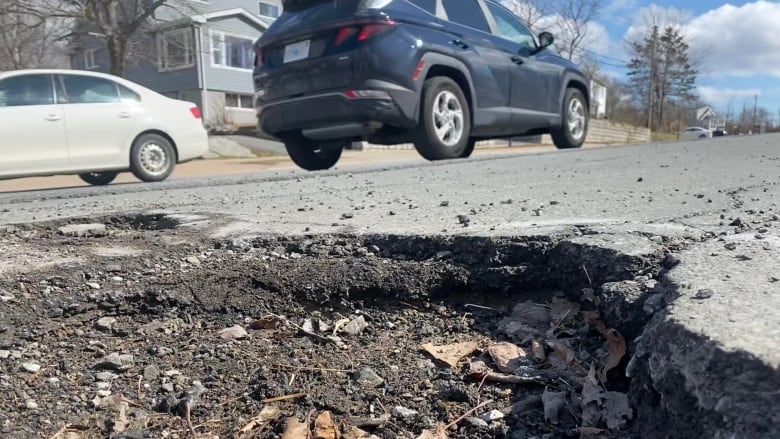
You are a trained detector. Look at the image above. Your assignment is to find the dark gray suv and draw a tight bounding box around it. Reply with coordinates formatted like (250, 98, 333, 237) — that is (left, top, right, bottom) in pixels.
(254, 0, 590, 170)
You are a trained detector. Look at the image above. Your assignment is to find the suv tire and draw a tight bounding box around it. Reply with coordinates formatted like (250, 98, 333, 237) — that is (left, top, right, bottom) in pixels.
(551, 88, 588, 149)
(130, 134, 177, 182)
(413, 77, 472, 160)
(79, 172, 118, 186)
(285, 139, 343, 171)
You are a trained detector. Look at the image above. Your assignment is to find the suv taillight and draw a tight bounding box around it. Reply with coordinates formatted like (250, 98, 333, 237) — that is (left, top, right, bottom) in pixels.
(334, 20, 395, 47)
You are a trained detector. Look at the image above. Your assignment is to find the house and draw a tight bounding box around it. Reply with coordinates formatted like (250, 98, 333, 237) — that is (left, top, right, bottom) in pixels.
(685, 105, 723, 131)
(69, 0, 282, 129)
(589, 80, 607, 119)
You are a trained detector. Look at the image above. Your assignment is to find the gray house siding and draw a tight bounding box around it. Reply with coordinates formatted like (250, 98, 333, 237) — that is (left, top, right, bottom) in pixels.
(156, 0, 282, 21)
(125, 32, 200, 94)
(201, 16, 262, 94)
(68, 0, 278, 128)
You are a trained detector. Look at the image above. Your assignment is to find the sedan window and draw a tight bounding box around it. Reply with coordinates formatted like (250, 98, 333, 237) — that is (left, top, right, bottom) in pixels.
(0, 75, 55, 107)
(61, 75, 121, 104)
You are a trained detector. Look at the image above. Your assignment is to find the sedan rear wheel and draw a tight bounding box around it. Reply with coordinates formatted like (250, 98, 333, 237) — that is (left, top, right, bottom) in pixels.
(79, 172, 118, 186)
(130, 134, 177, 182)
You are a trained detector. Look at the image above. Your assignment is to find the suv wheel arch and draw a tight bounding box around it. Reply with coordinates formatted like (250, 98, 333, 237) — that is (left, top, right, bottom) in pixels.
(416, 53, 477, 125)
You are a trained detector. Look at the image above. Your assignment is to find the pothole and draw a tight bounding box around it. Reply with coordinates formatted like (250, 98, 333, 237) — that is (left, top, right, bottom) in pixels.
(0, 224, 675, 438)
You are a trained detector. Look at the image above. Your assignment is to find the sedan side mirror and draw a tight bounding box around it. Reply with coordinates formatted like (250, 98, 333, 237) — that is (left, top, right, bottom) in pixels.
(538, 32, 554, 49)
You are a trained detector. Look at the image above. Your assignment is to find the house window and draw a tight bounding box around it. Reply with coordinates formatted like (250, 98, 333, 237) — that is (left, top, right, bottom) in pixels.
(84, 49, 98, 69)
(258, 1, 280, 18)
(211, 32, 254, 69)
(158, 28, 195, 71)
(225, 93, 254, 108)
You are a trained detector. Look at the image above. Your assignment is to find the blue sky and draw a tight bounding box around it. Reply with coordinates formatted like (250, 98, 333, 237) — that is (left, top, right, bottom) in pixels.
(588, 0, 780, 119)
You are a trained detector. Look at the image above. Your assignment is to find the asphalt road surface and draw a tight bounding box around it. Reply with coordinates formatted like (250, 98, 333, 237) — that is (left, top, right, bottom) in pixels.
(1, 134, 779, 437)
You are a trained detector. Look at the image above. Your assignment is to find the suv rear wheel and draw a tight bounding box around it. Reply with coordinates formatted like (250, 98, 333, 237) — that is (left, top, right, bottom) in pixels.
(551, 88, 588, 149)
(413, 77, 472, 160)
(285, 139, 343, 171)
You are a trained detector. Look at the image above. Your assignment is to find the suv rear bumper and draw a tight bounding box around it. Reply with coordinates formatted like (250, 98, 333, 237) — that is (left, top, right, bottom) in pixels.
(257, 86, 419, 140)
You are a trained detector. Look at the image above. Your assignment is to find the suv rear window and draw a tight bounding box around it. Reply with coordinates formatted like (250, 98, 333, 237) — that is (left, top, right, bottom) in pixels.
(408, 0, 435, 14)
(442, 0, 490, 33)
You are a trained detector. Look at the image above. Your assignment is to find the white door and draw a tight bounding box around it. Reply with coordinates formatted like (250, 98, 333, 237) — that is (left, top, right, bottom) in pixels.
(59, 74, 139, 168)
(0, 74, 68, 177)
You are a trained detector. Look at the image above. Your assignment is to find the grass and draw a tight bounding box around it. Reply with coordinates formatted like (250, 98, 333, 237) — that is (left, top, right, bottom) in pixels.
(651, 132, 679, 142)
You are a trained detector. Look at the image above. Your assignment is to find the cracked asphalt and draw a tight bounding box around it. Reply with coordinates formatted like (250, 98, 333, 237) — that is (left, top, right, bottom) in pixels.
(1, 134, 779, 437)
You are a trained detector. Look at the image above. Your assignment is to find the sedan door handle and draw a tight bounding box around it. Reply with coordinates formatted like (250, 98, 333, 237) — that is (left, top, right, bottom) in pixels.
(118, 111, 132, 119)
(511, 56, 525, 65)
(450, 39, 469, 50)
(45, 114, 61, 122)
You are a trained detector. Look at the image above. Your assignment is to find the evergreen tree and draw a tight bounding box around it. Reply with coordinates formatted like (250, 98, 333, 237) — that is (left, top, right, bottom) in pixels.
(627, 25, 697, 131)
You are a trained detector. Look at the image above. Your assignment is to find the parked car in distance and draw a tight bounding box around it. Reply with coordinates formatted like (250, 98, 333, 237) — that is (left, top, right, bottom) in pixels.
(712, 128, 728, 137)
(253, 0, 591, 171)
(680, 126, 713, 140)
(0, 69, 208, 185)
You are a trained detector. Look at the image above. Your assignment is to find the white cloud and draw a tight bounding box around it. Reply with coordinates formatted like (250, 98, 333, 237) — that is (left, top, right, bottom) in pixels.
(697, 86, 761, 107)
(603, 0, 639, 19)
(685, 1, 780, 78)
(621, 1, 780, 78)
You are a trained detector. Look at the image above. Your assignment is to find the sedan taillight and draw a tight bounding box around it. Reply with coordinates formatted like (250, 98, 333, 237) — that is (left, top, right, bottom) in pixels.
(190, 107, 202, 119)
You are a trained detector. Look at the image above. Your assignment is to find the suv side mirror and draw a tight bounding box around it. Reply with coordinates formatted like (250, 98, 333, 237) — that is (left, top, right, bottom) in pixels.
(538, 32, 554, 49)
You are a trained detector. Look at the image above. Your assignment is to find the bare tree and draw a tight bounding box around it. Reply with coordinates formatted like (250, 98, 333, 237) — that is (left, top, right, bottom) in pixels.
(0, 0, 68, 70)
(551, 0, 602, 62)
(501, 0, 556, 34)
(11, 0, 190, 77)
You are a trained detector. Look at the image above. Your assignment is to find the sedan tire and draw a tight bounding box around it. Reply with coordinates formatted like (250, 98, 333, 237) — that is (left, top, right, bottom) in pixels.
(79, 172, 118, 186)
(130, 134, 177, 182)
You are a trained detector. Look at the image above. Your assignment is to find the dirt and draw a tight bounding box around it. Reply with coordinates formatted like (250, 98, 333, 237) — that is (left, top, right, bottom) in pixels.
(0, 216, 669, 439)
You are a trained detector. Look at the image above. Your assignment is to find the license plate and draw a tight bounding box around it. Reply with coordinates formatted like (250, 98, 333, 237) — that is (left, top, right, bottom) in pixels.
(283, 40, 310, 64)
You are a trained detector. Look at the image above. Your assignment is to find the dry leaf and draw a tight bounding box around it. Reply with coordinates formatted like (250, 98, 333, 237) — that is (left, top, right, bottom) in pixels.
(601, 329, 627, 381)
(112, 403, 130, 433)
(415, 423, 448, 439)
(249, 315, 286, 330)
(238, 405, 282, 435)
(602, 391, 633, 430)
(547, 339, 577, 369)
(487, 342, 527, 373)
(579, 426, 609, 438)
(551, 297, 581, 325)
(421, 341, 478, 368)
(511, 301, 552, 325)
(531, 339, 546, 361)
(343, 427, 380, 439)
(542, 389, 566, 424)
(314, 411, 340, 439)
(281, 416, 310, 439)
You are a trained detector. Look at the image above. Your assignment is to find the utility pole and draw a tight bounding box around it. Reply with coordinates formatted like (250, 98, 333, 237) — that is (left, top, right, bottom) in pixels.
(752, 94, 758, 134)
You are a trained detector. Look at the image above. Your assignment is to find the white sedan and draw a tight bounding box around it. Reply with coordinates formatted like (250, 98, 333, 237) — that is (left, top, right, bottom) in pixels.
(680, 126, 713, 140)
(0, 69, 208, 185)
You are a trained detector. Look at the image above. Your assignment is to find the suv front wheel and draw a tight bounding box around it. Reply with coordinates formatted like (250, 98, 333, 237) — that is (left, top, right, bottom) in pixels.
(551, 88, 588, 149)
(413, 77, 472, 161)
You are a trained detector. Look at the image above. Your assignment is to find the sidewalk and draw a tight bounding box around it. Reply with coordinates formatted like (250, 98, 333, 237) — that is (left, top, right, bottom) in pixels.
(0, 144, 589, 193)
